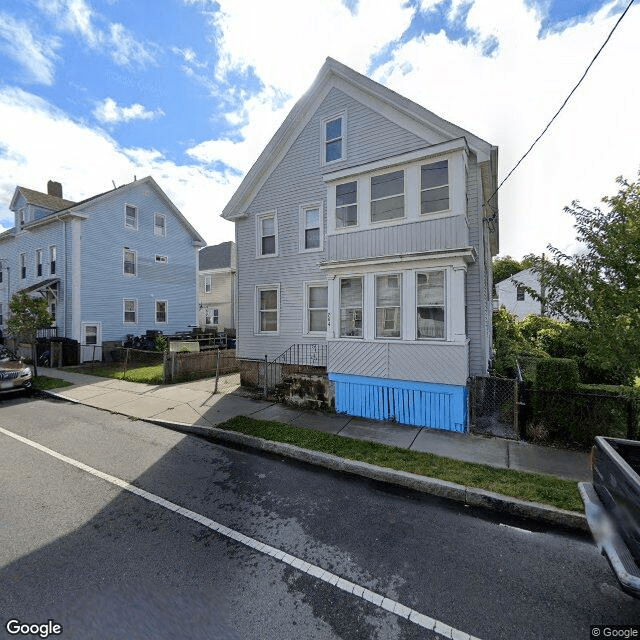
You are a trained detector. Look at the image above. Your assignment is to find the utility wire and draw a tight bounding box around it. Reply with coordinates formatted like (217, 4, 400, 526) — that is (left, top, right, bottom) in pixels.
(485, 0, 636, 213)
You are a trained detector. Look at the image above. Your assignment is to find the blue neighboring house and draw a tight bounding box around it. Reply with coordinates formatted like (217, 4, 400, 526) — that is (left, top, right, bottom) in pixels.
(222, 58, 499, 432)
(0, 177, 205, 362)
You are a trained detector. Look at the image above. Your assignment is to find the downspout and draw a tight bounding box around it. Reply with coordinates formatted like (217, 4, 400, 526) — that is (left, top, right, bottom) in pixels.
(63, 219, 67, 338)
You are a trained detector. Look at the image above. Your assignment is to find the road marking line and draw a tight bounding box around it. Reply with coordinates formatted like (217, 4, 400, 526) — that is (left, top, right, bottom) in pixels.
(0, 426, 482, 640)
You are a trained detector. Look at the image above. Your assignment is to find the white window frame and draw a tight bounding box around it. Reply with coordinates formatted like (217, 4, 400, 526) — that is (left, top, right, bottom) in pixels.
(123, 299, 137, 324)
(370, 169, 405, 224)
(255, 284, 280, 335)
(123, 248, 137, 276)
(256, 211, 278, 258)
(35, 249, 43, 278)
(420, 159, 449, 215)
(124, 204, 138, 230)
(321, 112, 346, 165)
(155, 254, 168, 264)
(155, 300, 168, 324)
(204, 275, 212, 293)
(20, 253, 26, 279)
(339, 276, 363, 339)
(50, 245, 57, 275)
(304, 281, 328, 336)
(154, 213, 166, 237)
(205, 308, 219, 326)
(375, 273, 402, 340)
(416, 269, 446, 341)
(335, 180, 358, 229)
(299, 202, 323, 253)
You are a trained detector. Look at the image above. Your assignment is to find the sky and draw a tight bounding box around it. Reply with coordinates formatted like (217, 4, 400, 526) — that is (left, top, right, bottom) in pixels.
(0, 0, 638, 260)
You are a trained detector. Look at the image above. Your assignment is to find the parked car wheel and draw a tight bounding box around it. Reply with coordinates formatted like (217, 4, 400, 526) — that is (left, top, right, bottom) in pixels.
(0, 346, 35, 397)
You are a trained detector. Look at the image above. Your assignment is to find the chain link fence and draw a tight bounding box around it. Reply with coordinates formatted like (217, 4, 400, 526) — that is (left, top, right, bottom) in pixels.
(468, 376, 519, 439)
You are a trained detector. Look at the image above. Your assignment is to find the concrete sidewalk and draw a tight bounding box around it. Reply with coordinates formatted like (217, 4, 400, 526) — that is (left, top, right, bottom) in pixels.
(38, 366, 591, 483)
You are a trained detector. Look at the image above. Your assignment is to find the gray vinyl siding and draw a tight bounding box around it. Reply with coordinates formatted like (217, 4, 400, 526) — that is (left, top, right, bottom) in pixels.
(327, 216, 468, 262)
(236, 88, 431, 361)
(78, 185, 198, 343)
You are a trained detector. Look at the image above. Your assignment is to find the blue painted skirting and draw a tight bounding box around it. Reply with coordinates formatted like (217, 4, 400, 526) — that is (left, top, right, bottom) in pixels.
(329, 373, 467, 432)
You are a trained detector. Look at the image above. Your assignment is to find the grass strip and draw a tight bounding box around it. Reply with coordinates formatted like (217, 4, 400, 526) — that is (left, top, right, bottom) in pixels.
(217, 416, 583, 513)
(33, 376, 73, 390)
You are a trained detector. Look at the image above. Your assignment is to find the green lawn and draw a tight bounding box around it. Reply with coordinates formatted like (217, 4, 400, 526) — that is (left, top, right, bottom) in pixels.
(33, 375, 73, 390)
(68, 363, 165, 384)
(217, 416, 584, 513)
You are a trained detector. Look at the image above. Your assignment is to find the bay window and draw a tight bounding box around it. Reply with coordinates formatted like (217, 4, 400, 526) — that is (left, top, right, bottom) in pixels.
(370, 170, 404, 222)
(420, 160, 449, 214)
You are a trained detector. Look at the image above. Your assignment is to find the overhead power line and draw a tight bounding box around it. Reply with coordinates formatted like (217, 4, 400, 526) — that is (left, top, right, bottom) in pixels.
(485, 0, 636, 213)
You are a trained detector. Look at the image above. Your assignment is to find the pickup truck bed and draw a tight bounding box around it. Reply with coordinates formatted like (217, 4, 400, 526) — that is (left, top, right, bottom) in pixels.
(579, 436, 640, 597)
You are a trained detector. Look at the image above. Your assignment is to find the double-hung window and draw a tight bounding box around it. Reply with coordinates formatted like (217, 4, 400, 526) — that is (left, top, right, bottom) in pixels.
(416, 271, 445, 339)
(257, 286, 278, 333)
(154, 213, 166, 237)
(300, 205, 321, 251)
(50, 246, 56, 275)
(20, 253, 26, 280)
(204, 275, 212, 293)
(336, 181, 357, 228)
(420, 160, 449, 214)
(125, 205, 138, 230)
(516, 286, 525, 301)
(306, 284, 328, 334)
(324, 116, 343, 163)
(205, 308, 219, 325)
(257, 213, 277, 257)
(339, 277, 363, 338)
(375, 274, 402, 339)
(123, 248, 137, 276)
(124, 299, 137, 324)
(155, 300, 167, 323)
(371, 170, 404, 222)
(36, 249, 43, 277)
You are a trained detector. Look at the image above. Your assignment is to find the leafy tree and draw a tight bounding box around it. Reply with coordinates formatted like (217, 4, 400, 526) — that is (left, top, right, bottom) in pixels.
(7, 292, 53, 377)
(529, 173, 640, 385)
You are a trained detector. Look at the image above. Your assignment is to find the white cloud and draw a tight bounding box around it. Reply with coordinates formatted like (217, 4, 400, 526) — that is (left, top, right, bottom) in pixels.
(0, 13, 60, 85)
(36, 0, 157, 67)
(93, 98, 164, 125)
(0, 88, 236, 245)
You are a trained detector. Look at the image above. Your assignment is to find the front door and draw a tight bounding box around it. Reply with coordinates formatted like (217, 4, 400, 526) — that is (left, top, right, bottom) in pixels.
(81, 323, 102, 363)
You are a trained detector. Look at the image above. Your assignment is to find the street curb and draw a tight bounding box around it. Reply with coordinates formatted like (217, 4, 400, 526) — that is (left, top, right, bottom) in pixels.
(41, 389, 587, 532)
(149, 418, 588, 533)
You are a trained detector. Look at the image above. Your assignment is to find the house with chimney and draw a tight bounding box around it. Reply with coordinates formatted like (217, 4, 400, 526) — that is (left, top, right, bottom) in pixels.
(222, 58, 499, 431)
(0, 177, 205, 361)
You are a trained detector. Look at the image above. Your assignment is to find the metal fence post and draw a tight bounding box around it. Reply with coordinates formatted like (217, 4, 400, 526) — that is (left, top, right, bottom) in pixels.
(123, 348, 129, 379)
(263, 354, 268, 398)
(213, 349, 220, 394)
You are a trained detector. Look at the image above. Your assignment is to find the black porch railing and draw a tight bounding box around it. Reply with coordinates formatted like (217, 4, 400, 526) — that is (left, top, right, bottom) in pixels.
(272, 343, 327, 367)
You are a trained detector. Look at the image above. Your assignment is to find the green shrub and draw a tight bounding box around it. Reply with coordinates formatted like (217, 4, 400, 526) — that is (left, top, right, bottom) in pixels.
(535, 358, 579, 391)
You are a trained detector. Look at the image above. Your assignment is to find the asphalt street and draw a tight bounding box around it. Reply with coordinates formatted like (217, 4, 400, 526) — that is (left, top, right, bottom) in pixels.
(1, 396, 639, 639)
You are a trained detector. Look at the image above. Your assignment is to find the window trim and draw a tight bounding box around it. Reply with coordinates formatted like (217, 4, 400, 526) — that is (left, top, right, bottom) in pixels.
(420, 159, 450, 215)
(416, 269, 446, 341)
(155, 299, 168, 324)
(321, 112, 346, 166)
(123, 298, 138, 324)
(516, 286, 525, 302)
(20, 253, 26, 280)
(154, 213, 166, 237)
(155, 254, 168, 264)
(204, 275, 212, 293)
(339, 276, 363, 339)
(255, 284, 280, 335)
(375, 273, 402, 340)
(35, 248, 43, 278)
(299, 202, 323, 253)
(335, 180, 358, 230)
(123, 248, 137, 276)
(50, 245, 57, 275)
(124, 204, 138, 230)
(370, 169, 406, 224)
(255, 211, 278, 258)
(205, 307, 219, 326)
(304, 281, 328, 336)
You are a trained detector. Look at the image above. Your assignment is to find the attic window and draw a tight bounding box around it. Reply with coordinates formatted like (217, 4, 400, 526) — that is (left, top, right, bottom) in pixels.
(154, 213, 166, 237)
(323, 114, 345, 164)
(125, 204, 138, 230)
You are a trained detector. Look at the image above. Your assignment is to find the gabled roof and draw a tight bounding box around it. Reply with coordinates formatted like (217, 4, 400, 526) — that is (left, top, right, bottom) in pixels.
(10, 186, 76, 212)
(199, 241, 234, 270)
(222, 57, 498, 221)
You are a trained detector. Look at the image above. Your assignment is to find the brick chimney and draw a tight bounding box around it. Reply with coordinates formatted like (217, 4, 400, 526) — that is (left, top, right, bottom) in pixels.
(47, 180, 63, 198)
